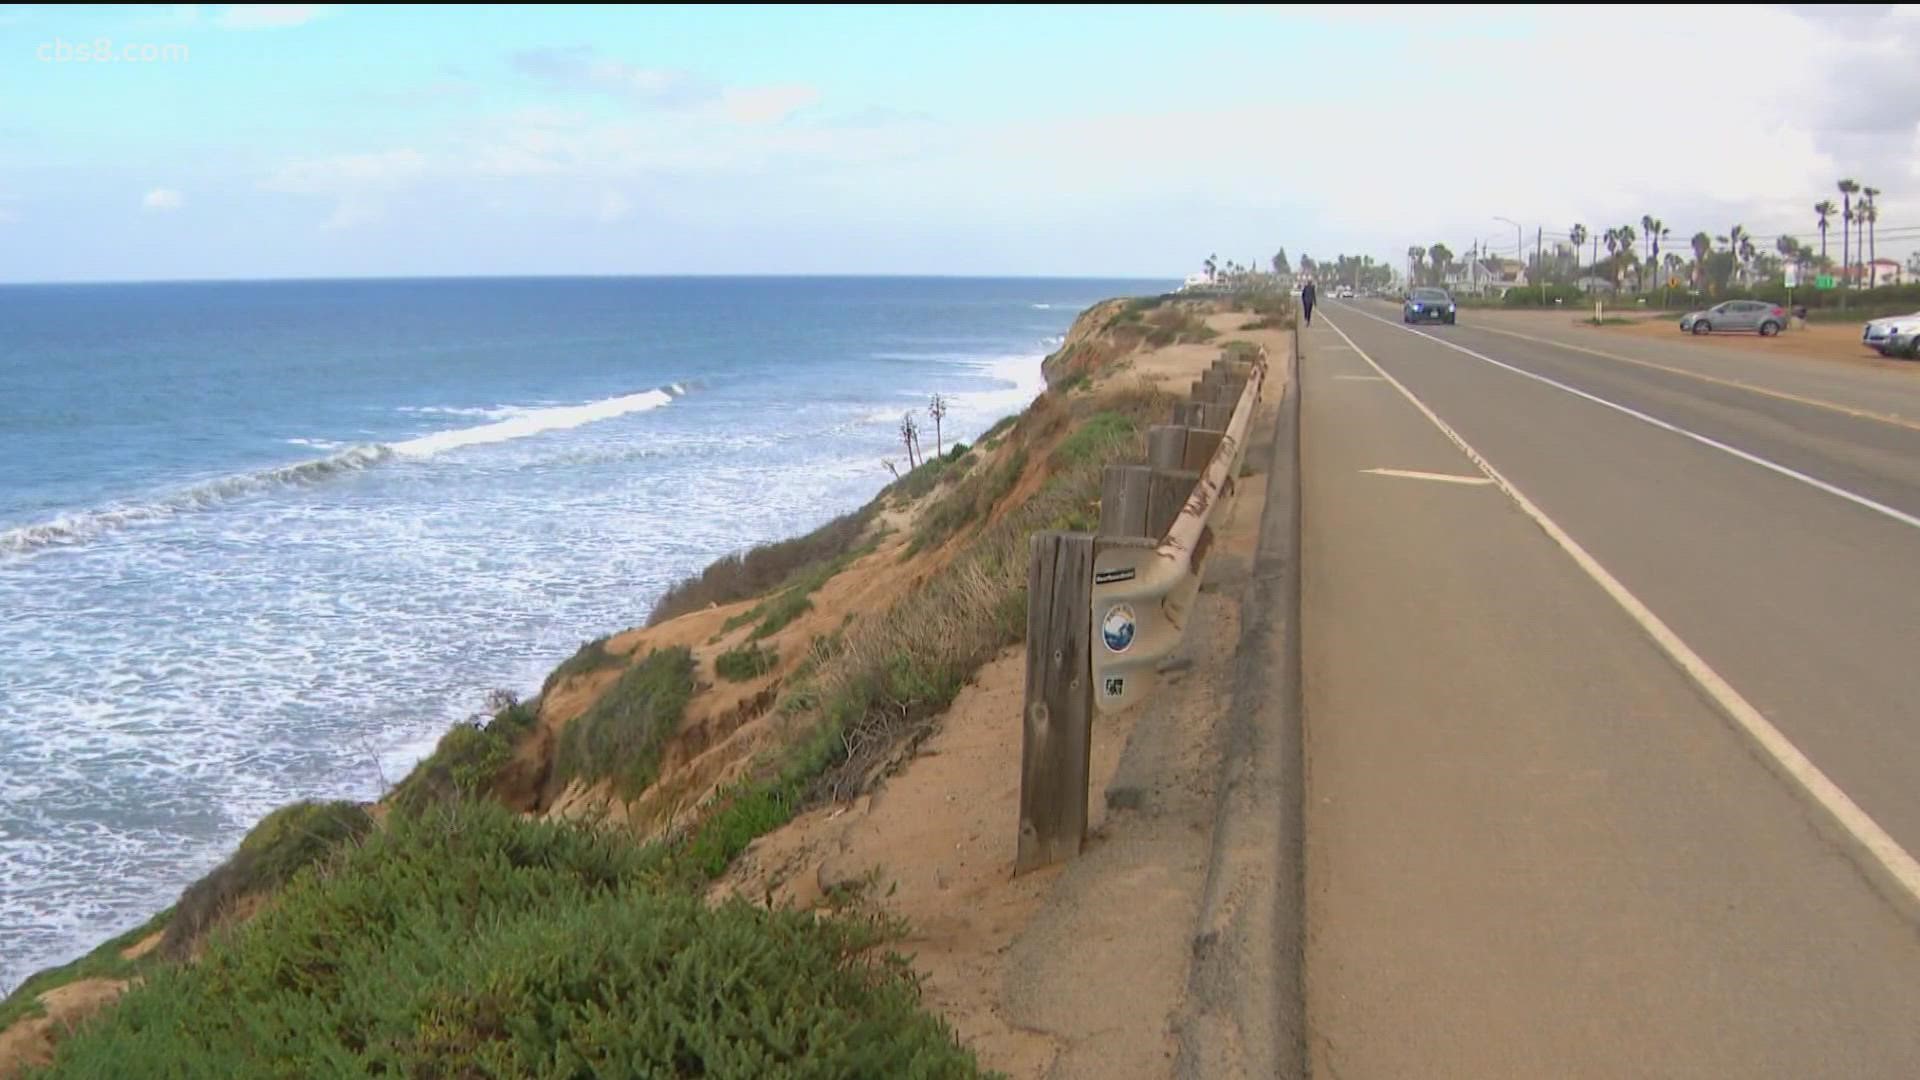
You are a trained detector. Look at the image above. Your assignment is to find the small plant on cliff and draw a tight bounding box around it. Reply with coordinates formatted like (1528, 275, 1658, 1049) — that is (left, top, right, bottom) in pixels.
(1051, 411, 1137, 469)
(388, 692, 538, 815)
(927, 392, 948, 457)
(647, 507, 873, 627)
(715, 642, 778, 682)
(542, 634, 622, 693)
(553, 646, 696, 798)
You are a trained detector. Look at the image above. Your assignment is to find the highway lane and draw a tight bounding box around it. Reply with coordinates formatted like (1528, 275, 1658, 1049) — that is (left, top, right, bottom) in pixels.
(1299, 308, 1920, 1076)
(1323, 299, 1920, 867)
(1451, 305, 1920, 428)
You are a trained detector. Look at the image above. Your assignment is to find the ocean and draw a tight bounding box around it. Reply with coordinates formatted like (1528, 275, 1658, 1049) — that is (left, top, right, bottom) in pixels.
(0, 275, 1165, 988)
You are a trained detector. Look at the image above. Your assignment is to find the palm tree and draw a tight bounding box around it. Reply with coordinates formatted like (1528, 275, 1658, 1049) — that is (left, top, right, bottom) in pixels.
(1774, 235, 1800, 283)
(1407, 245, 1426, 287)
(1616, 224, 1636, 289)
(1661, 252, 1683, 306)
(1691, 231, 1711, 291)
(1428, 243, 1454, 286)
(1568, 224, 1587, 282)
(1640, 215, 1663, 290)
(1813, 200, 1836, 269)
(1837, 178, 1858, 290)
(1205, 253, 1217, 282)
(1862, 186, 1880, 286)
(1727, 225, 1747, 286)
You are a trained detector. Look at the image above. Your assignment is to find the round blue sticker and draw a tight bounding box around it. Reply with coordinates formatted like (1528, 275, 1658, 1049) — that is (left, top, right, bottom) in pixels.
(1101, 603, 1136, 653)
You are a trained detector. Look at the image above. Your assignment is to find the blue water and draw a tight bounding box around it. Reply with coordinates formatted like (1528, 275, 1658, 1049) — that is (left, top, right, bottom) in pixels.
(0, 276, 1165, 987)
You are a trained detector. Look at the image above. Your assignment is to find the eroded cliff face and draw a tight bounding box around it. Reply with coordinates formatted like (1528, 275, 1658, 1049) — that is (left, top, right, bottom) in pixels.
(1040, 294, 1229, 388)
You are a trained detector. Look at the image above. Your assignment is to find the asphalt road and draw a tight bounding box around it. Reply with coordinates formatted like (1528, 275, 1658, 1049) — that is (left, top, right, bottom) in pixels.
(1301, 299, 1920, 1077)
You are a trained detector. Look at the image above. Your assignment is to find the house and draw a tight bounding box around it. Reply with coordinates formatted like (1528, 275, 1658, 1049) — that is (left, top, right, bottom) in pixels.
(1446, 258, 1529, 296)
(1864, 259, 1905, 288)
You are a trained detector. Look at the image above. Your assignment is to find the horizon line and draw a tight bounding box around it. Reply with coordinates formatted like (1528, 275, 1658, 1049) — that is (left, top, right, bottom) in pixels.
(0, 270, 1183, 289)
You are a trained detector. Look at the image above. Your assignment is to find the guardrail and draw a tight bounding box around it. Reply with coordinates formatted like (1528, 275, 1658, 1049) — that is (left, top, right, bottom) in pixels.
(1016, 344, 1269, 872)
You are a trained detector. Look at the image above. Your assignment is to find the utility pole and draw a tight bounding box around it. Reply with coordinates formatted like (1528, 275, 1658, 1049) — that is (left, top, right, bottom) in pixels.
(1537, 227, 1544, 304)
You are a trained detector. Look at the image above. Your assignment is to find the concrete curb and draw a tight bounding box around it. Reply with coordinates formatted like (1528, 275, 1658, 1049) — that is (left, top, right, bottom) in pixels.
(1173, 326, 1306, 1079)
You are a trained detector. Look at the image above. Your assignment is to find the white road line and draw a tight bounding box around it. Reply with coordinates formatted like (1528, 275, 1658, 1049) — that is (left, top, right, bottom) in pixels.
(1464, 320, 1920, 433)
(1362, 468, 1493, 485)
(1321, 312, 1920, 909)
(1332, 303, 1920, 535)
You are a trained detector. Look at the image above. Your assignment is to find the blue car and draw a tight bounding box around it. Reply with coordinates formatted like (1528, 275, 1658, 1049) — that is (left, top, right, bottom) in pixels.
(1404, 288, 1456, 324)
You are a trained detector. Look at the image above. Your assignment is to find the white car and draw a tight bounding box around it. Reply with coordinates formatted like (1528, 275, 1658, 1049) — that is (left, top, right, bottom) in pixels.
(1335, 286, 1355, 299)
(1863, 311, 1920, 354)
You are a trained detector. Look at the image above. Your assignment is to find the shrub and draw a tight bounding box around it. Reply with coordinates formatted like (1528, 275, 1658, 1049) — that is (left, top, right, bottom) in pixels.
(542, 634, 621, 693)
(883, 455, 950, 504)
(751, 589, 814, 640)
(388, 693, 539, 815)
(38, 802, 986, 1078)
(553, 646, 696, 798)
(909, 447, 1029, 555)
(978, 414, 1017, 444)
(1051, 411, 1137, 470)
(715, 643, 778, 682)
(647, 508, 874, 627)
(160, 800, 374, 958)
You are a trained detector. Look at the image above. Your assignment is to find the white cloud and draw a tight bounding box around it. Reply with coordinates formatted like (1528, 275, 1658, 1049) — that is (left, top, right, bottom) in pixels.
(512, 46, 820, 125)
(596, 190, 632, 224)
(511, 48, 699, 104)
(718, 85, 821, 125)
(216, 5, 340, 30)
(262, 149, 426, 229)
(142, 188, 185, 212)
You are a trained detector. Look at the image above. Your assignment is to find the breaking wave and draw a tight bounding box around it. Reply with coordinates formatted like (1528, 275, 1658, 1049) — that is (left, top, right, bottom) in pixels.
(0, 384, 688, 557)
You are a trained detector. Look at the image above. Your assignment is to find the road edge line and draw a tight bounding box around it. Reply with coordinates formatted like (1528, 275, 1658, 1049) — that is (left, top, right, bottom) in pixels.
(1173, 325, 1307, 1080)
(1321, 310, 1920, 915)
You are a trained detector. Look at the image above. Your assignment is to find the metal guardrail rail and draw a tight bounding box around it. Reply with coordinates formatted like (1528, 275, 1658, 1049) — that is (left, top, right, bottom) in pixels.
(1017, 345, 1270, 872)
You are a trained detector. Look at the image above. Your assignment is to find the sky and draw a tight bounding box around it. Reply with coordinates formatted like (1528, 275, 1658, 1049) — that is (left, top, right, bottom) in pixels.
(0, 3, 1917, 283)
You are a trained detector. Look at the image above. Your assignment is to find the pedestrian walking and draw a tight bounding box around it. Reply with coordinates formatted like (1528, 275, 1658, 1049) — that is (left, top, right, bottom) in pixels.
(1301, 279, 1316, 327)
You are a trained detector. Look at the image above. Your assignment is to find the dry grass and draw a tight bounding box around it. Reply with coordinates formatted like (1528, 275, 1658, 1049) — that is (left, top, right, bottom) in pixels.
(646, 509, 873, 627)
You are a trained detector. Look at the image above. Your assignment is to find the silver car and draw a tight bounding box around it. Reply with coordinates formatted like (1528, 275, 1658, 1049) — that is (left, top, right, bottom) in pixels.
(1863, 312, 1920, 354)
(1884, 328, 1920, 360)
(1679, 300, 1787, 336)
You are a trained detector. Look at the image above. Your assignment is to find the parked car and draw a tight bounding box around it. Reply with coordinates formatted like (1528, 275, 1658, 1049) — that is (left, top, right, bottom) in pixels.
(1678, 300, 1786, 336)
(1862, 312, 1920, 355)
(1335, 285, 1356, 300)
(1885, 327, 1920, 360)
(1403, 287, 1456, 324)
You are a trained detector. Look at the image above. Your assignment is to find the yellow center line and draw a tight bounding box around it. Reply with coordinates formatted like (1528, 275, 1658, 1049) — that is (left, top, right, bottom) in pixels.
(1464, 321, 1920, 433)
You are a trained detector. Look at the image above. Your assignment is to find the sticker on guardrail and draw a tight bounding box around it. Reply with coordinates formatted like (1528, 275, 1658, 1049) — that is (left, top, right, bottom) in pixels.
(1101, 603, 1137, 653)
(1095, 567, 1137, 585)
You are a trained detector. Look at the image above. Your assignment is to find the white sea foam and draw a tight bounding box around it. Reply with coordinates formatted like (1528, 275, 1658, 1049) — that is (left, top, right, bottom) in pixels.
(391, 389, 672, 458)
(1, 388, 684, 557)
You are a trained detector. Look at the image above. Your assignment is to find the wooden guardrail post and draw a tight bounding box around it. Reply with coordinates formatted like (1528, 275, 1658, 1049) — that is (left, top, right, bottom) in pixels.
(1017, 531, 1096, 873)
(1099, 464, 1152, 537)
(1148, 469, 1197, 538)
(1147, 425, 1189, 470)
(1183, 429, 1223, 472)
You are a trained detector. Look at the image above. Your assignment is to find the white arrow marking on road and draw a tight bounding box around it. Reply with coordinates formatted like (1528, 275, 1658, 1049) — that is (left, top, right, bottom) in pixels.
(1362, 468, 1493, 485)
